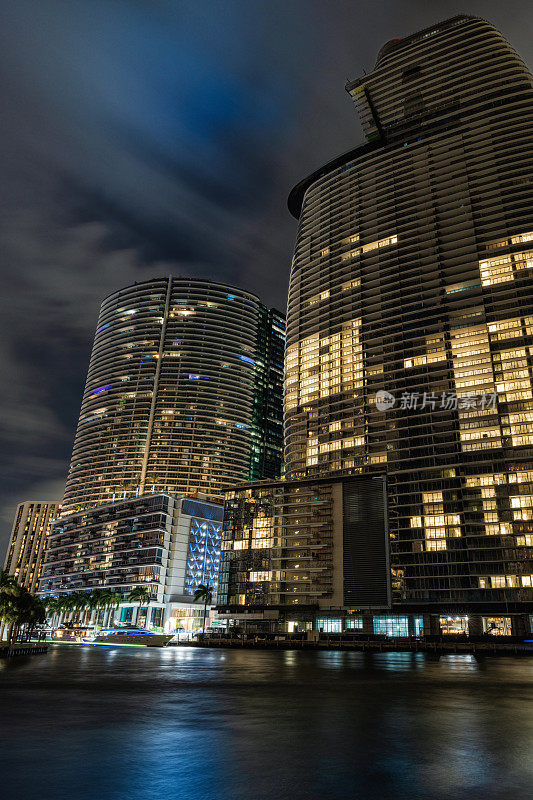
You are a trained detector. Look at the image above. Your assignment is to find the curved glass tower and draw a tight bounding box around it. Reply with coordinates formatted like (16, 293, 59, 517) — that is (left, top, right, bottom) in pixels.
(62, 277, 284, 513)
(286, 16, 533, 615)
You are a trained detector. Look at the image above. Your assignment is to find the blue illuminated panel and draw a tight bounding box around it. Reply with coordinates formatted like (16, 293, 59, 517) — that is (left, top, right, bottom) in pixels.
(184, 517, 223, 598)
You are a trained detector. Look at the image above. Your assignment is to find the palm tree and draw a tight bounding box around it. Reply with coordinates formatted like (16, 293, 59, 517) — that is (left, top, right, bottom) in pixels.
(127, 586, 152, 628)
(0, 594, 19, 645)
(87, 589, 105, 628)
(0, 587, 45, 645)
(59, 591, 86, 624)
(0, 591, 19, 644)
(18, 592, 46, 641)
(55, 594, 72, 626)
(0, 570, 20, 641)
(99, 589, 122, 627)
(43, 593, 78, 629)
(55, 593, 71, 624)
(0, 569, 18, 595)
(44, 595, 59, 614)
(43, 595, 62, 628)
(72, 591, 92, 623)
(193, 583, 213, 634)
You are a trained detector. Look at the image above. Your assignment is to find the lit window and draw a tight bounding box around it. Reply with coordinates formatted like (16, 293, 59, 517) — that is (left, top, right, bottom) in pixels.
(233, 540, 248, 550)
(248, 571, 272, 582)
(373, 616, 410, 637)
(316, 618, 342, 633)
(361, 235, 398, 254)
(440, 616, 469, 635)
(342, 234, 360, 245)
(426, 539, 446, 551)
(341, 278, 361, 291)
(422, 491, 443, 503)
(344, 617, 363, 630)
(483, 617, 512, 635)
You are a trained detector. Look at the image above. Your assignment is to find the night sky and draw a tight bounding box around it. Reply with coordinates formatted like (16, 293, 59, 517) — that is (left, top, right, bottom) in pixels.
(2, 0, 533, 551)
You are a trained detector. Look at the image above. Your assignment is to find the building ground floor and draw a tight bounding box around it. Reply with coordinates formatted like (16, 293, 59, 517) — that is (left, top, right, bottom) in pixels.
(114, 600, 222, 638)
(46, 600, 223, 641)
(162, 602, 225, 637)
(214, 606, 533, 639)
(40, 601, 533, 644)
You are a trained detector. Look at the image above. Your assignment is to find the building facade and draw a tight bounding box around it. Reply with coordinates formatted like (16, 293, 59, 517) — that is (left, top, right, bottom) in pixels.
(218, 475, 390, 630)
(4, 502, 60, 592)
(38, 493, 223, 631)
(62, 277, 284, 514)
(250, 307, 286, 480)
(221, 16, 533, 636)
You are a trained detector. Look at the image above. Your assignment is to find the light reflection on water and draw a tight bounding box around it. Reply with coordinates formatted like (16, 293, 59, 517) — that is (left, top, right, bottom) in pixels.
(0, 645, 532, 800)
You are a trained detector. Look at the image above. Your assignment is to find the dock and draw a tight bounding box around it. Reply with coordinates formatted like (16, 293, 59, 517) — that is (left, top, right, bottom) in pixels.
(0, 643, 49, 658)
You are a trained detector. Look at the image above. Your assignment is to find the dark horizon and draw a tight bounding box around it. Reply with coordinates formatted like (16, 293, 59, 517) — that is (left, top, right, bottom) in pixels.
(2, 0, 533, 551)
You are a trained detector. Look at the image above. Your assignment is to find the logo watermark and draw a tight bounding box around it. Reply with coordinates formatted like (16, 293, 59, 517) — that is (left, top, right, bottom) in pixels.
(375, 390, 497, 412)
(375, 390, 396, 411)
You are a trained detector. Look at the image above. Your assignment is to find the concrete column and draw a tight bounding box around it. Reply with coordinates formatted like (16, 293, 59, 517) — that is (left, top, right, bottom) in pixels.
(424, 614, 441, 635)
(512, 614, 528, 637)
(362, 612, 374, 635)
(467, 615, 483, 637)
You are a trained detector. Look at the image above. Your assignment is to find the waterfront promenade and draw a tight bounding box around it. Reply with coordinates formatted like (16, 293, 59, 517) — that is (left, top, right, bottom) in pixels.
(178, 635, 533, 656)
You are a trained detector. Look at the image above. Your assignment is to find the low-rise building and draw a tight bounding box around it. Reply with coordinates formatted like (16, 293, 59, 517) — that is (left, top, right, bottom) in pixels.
(38, 493, 223, 632)
(217, 474, 393, 632)
(217, 476, 533, 637)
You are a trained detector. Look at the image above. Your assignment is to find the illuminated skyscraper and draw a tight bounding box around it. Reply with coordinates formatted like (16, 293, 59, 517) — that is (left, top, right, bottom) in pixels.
(220, 16, 533, 636)
(4, 501, 60, 592)
(62, 278, 284, 514)
(250, 307, 285, 480)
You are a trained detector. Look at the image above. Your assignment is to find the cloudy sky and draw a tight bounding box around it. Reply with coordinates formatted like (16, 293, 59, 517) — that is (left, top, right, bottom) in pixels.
(1, 0, 532, 551)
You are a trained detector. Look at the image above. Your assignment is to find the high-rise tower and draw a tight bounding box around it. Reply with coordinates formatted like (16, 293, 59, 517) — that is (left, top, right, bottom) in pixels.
(283, 16, 533, 622)
(62, 277, 284, 514)
(4, 501, 59, 592)
(250, 307, 285, 480)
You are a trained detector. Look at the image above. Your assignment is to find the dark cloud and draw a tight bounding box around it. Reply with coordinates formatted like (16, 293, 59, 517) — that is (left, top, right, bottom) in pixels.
(1, 0, 533, 551)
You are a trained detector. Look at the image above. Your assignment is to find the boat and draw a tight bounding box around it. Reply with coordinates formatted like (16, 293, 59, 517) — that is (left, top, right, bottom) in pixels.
(81, 626, 174, 648)
(52, 624, 96, 643)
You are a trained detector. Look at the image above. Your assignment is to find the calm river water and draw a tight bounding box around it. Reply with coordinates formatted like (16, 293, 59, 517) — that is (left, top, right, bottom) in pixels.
(0, 645, 532, 800)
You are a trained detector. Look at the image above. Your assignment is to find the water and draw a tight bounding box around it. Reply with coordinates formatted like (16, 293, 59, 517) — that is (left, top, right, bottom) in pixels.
(0, 645, 532, 800)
